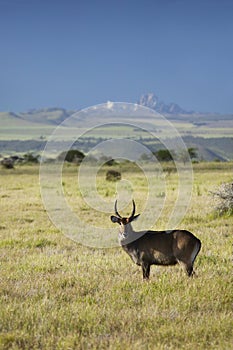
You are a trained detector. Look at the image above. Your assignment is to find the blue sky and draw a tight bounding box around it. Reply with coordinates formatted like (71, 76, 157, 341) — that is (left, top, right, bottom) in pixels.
(0, 0, 233, 113)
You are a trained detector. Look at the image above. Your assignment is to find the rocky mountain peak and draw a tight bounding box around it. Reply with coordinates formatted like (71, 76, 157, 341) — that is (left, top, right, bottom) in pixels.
(138, 93, 190, 114)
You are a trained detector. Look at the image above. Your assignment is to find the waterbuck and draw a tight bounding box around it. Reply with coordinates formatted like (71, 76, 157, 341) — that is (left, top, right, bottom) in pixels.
(111, 200, 201, 280)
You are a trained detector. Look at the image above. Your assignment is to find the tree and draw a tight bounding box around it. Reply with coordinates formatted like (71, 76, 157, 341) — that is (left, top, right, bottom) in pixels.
(58, 150, 85, 164)
(188, 148, 198, 160)
(177, 148, 198, 165)
(154, 149, 173, 162)
(23, 153, 39, 163)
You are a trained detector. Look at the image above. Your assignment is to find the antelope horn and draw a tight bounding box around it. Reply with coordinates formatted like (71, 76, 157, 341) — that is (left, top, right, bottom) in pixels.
(130, 199, 136, 219)
(114, 200, 122, 218)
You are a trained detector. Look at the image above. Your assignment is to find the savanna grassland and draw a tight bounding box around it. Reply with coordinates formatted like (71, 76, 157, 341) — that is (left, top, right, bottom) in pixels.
(0, 162, 232, 350)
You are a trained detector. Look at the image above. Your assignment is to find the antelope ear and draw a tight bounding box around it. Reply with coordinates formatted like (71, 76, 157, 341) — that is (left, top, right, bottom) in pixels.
(130, 214, 140, 222)
(111, 216, 121, 224)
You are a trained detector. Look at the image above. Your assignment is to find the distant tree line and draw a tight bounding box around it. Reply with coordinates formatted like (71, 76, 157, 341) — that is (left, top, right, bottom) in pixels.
(151, 148, 198, 163)
(1, 153, 39, 169)
(0, 136, 232, 161)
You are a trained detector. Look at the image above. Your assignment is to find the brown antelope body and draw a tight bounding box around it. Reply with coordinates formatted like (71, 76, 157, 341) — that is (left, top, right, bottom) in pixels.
(111, 200, 201, 280)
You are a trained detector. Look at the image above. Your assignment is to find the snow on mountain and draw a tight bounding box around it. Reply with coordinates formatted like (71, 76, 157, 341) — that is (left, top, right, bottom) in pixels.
(138, 93, 191, 114)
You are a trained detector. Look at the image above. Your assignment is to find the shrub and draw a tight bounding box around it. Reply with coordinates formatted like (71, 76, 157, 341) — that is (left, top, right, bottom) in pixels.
(105, 159, 118, 166)
(23, 153, 39, 163)
(1, 158, 15, 169)
(57, 150, 85, 164)
(106, 170, 121, 182)
(210, 182, 233, 215)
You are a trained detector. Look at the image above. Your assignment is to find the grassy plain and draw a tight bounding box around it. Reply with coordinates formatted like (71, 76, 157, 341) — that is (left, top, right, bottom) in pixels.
(1, 111, 233, 161)
(0, 162, 232, 349)
(1, 109, 233, 140)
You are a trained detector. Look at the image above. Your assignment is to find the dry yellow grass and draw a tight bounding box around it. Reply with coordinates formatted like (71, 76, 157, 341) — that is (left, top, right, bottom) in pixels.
(0, 163, 232, 349)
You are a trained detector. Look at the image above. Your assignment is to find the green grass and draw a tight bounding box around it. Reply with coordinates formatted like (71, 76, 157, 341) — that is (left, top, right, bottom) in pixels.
(0, 163, 232, 349)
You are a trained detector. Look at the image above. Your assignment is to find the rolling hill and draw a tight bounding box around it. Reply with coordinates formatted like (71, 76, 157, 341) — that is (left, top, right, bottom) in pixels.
(0, 102, 232, 161)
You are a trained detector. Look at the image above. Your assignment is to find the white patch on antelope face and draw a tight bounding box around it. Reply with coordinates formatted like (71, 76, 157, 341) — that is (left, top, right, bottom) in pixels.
(118, 220, 133, 243)
(118, 230, 127, 242)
